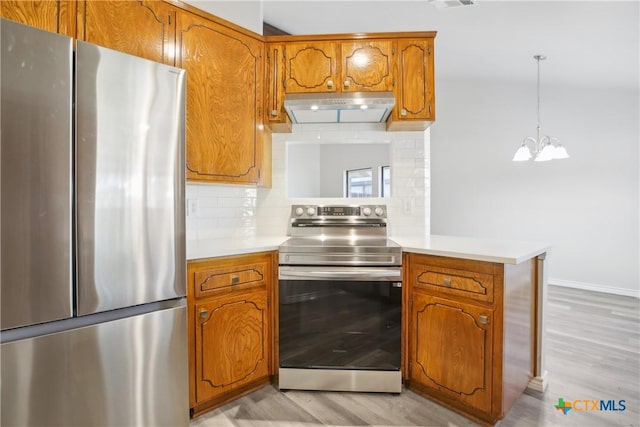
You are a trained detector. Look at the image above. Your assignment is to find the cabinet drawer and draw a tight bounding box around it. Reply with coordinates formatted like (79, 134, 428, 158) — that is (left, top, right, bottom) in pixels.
(189, 253, 274, 300)
(194, 262, 267, 298)
(409, 254, 496, 303)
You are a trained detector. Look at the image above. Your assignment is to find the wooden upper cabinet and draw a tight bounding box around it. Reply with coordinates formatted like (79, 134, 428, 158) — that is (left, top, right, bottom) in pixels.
(176, 11, 263, 184)
(283, 40, 394, 93)
(341, 40, 393, 92)
(1, 0, 76, 37)
(388, 38, 435, 129)
(266, 33, 436, 132)
(76, 0, 175, 65)
(265, 43, 291, 132)
(285, 42, 339, 93)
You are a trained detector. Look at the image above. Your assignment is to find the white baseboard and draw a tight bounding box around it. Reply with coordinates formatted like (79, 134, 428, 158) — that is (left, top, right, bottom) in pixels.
(549, 278, 640, 299)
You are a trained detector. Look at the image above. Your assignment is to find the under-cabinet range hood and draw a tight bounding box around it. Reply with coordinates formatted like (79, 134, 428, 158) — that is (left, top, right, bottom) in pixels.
(283, 91, 395, 124)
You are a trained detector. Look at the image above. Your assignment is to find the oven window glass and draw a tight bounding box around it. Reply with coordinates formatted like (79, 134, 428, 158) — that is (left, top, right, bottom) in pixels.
(279, 279, 401, 371)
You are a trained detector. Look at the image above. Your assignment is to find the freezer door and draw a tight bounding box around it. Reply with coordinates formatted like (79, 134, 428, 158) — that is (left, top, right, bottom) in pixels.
(1, 302, 188, 427)
(75, 42, 186, 315)
(0, 19, 73, 330)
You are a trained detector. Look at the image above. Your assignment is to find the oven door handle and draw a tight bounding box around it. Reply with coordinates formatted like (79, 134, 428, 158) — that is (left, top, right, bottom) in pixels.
(279, 267, 401, 281)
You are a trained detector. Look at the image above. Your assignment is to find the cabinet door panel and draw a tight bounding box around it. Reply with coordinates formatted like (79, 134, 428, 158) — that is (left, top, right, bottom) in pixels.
(342, 40, 393, 92)
(177, 12, 262, 183)
(285, 42, 338, 93)
(265, 43, 290, 130)
(78, 0, 174, 64)
(394, 39, 435, 121)
(195, 290, 269, 403)
(1, 0, 75, 36)
(411, 292, 492, 413)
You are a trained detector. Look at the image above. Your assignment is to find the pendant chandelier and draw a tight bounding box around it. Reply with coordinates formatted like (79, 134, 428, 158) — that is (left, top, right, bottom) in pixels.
(512, 55, 569, 162)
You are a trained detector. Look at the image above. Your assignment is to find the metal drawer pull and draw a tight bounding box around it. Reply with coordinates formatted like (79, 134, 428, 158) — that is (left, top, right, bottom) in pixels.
(231, 275, 240, 285)
(479, 315, 489, 324)
(199, 309, 209, 319)
(443, 278, 452, 287)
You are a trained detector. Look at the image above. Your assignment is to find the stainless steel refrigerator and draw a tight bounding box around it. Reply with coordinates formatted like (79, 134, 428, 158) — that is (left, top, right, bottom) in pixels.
(1, 18, 188, 426)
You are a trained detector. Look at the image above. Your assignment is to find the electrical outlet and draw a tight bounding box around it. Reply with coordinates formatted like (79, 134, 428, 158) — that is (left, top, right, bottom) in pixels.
(187, 199, 198, 217)
(403, 199, 414, 215)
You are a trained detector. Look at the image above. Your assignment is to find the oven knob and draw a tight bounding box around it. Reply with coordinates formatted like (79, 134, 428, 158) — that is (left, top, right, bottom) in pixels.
(362, 207, 372, 216)
(295, 207, 304, 216)
(374, 207, 385, 216)
(307, 207, 316, 216)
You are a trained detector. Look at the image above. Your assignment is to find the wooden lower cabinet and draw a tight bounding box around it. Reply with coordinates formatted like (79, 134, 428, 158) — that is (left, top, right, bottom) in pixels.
(410, 292, 494, 414)
(188, 252, 276, 417)
(405, 253, 534, 425)
(194, 289, 269, 403)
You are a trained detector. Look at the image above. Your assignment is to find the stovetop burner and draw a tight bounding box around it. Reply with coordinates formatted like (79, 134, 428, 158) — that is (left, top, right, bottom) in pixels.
(279, 205, 401, 266)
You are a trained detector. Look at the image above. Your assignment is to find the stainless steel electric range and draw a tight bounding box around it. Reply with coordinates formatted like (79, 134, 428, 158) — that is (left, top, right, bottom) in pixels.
(278, 204, 402, 393)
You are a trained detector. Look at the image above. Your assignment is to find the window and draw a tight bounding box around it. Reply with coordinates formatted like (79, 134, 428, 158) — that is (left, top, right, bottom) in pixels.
(381, 166, 391, 197)
(345, 168, 372, 198)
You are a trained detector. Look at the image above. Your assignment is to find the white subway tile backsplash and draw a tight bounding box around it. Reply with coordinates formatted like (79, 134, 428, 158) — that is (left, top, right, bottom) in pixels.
(186, 125, 431, 242)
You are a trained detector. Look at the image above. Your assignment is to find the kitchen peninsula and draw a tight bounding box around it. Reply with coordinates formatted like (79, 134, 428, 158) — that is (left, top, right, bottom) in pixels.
(187, 234, 550, 425)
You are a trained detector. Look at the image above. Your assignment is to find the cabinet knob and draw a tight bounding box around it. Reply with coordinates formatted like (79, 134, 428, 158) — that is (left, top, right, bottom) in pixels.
(479, 315, 489, 325)
(344, 80, 350, 88)
(327, 80, 334, 88)
(231, 275, 240, 285)
(443, 278, 452, 287)
(400, 108, 408, 116)
(199, 309, 209, 319)
(271, 109, 278, 116)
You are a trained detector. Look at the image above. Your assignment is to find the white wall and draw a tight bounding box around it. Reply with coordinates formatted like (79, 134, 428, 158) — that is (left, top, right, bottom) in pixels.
(288, 143, 389, 198)
(182, 1, 263, 34)
(430, 78, 640, 297)
(319, 144, 389, 197)
(287, 143, 322, 198)
(257, 123, 429, 238)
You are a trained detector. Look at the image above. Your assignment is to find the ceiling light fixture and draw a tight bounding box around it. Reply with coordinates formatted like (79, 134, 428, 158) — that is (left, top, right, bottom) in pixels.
(512, 55, 569, 162)
(428, 0, 475, 8)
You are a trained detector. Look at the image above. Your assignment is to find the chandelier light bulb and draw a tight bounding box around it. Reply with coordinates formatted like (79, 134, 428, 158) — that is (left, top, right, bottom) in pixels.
(512, 143, 532, 161)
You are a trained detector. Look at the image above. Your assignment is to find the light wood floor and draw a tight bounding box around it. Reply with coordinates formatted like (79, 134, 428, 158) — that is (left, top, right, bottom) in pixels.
(191, 285, 640, 427)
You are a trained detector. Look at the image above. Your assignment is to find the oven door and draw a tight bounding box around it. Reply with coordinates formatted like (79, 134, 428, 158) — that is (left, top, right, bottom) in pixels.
(278, 266, 402, 372)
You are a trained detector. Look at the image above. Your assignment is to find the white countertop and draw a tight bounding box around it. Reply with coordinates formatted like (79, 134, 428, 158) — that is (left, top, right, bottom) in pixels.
(187, 234, 550, 264)
(392, 235, 551, 264)
(186, 236, 285, 260)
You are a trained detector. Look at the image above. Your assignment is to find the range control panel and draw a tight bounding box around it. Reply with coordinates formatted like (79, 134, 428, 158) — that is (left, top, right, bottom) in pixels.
(290, 204, 387, 218)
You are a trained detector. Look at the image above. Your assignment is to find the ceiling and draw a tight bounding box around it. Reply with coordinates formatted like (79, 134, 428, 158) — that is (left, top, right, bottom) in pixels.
(260, 0, 639, 90)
